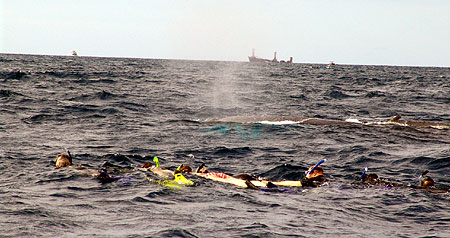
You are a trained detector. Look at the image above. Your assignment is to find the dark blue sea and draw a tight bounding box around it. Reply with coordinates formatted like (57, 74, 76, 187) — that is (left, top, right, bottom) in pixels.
(1, 54, 449, 237)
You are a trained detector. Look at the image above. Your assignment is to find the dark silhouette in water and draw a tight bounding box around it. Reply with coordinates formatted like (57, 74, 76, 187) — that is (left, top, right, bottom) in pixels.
(386, 115, 450, 129)
(357, 168, 449, 193)
(96, 169, 120, 183)
(358, 172, 403, 188)
(205, 115, 450, 130)
(6, 71, 27, 80)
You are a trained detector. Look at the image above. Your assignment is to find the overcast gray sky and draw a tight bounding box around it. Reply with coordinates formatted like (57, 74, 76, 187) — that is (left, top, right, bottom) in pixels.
(1, 0, 449, 66)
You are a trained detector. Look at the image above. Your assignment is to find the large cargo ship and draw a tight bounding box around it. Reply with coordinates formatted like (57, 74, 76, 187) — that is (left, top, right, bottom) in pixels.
(248, 49, 292, 63)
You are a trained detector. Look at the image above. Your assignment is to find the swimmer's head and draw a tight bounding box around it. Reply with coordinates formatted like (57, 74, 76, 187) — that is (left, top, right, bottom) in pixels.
(421, 177, 434, 187)
(55, 153, 72, 168)
(96, 169, 117, 183)
(178, 165, 192, 173)
(306, 166, 324, 179)
(195, 163, 209, 173)
(364, 173, 379, 183)
(97, 169, 109, 177)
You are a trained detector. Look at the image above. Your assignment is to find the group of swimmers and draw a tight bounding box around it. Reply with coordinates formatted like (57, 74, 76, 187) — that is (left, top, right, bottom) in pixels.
(54, 151, 448, 193)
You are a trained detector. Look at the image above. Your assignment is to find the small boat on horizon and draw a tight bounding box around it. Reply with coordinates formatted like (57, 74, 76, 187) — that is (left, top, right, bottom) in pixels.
(71, 50, 78, 56)
(327, 61, 336, 68)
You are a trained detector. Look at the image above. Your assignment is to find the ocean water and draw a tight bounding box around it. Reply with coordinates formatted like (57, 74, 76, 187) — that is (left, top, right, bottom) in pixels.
(0, 54, 449, 237)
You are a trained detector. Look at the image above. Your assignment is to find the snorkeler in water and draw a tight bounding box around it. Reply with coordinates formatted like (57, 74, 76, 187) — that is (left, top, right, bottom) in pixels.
(141, 157, 195, 186)
(54, 151, 131, 183)
(193, 162, 270, 189)
(141, 157, 192, 176)
(55, 152, 73, 168)
(420, 177, 434, 187)
(142, 161, 174, 180)
(358, 167, 448, 193)
(300, 159, 327, 187)
(417, 170, 434, 188)
(188, 162, 308, 189)
(95, 169, 121, 183)
(412, 170, 449, 193)
(300, 166, 326, 187)
(358, 167, 404, 188)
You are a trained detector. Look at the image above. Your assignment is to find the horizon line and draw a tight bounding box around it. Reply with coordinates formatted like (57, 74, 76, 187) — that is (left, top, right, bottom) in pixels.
(1, 52, 448, 68)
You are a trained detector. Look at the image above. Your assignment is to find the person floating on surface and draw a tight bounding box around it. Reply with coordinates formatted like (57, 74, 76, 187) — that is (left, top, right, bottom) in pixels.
(300, 159, 327, 187)
(55, 152, 72, 168)
(54, 150, 129, 183)
(141, 157, 195, 187)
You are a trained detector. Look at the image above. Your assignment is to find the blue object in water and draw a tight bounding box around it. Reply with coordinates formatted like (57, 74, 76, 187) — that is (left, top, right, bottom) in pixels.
(361, 167, 368, 181)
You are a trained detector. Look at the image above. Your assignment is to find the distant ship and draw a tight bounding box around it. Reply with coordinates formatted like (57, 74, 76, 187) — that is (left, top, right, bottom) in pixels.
(248, 49, 292, 63)
(71, 50, 78, 56)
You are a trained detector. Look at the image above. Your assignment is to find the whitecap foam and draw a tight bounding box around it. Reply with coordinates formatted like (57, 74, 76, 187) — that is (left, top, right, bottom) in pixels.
(258, 120, 300, 125)
(345, 118, 363, 124)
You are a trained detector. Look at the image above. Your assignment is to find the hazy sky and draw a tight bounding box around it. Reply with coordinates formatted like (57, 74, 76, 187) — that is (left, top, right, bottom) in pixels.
(1, 0, 449, 66)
